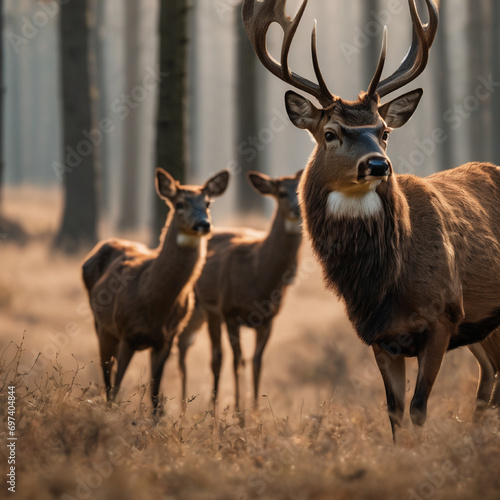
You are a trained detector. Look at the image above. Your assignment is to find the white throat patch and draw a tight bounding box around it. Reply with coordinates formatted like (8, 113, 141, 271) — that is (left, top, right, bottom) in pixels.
(176, 233, 203, 248)
(285, 218, 302, 234)
(326, 189, 383, 219)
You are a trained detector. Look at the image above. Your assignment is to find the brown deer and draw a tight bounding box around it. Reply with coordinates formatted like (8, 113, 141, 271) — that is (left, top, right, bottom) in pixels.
(177, 170, 303, 411)
(469, 335, 500, 416)
(243, 0, 500, 439)
(82, 169, 229, 414)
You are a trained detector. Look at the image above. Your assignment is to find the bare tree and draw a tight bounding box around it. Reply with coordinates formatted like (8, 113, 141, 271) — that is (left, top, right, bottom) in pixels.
(154, 0, 189, 237)
(0, 0, 4, 205)
(362, 0, 380, 90)
(235, 3, 263, 214)
(433, 0, 453, 170)
(54, 0, 98, 253)
(92, 0, 110, 213)
(118, 2, 141, 231)
(492, 0, 500, 165)
(4, 5, 23, 185)
(0, 0, 26, 242)
(467, 0, 491, 162)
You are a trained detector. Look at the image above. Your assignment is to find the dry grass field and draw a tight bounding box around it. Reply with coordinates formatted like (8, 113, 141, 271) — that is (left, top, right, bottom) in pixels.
(1, 187, 500, 500)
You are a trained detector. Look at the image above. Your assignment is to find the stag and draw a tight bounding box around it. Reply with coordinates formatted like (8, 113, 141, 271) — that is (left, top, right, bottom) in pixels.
(242, 0, 500, 439)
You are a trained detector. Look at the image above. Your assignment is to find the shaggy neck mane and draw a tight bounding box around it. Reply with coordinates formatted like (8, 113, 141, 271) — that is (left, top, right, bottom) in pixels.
(301, 172, 411, 344)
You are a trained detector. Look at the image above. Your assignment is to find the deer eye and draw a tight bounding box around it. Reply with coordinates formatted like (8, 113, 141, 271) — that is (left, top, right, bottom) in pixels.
(278, 191, 287, 199)
(382, 130, 390, 141)
(325, 131, 337, 142)
(175, 202, 185, 210)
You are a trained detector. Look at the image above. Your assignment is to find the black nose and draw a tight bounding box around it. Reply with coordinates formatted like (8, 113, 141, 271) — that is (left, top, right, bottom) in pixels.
(366, 157, 390, 177)
(193, 220, 211, 234)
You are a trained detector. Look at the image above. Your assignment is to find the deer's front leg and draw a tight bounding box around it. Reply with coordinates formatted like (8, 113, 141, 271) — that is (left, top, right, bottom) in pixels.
(150, 336, 175, 416)
(253, 320, 273, 407)
(410, 323, 451, 427)
(111, 339, 135, 401)
(177, 304, 207, 409)
(207, 312, 223, 406)
(372, 344, 406, 441)
(226, 318, 243, 412)
(177, 333, 190, 410)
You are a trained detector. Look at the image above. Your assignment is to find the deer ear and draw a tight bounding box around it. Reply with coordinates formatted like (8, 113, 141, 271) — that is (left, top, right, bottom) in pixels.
(379, 89, 423, 128)
(155, 168, 177, 200)
(295, 169, 305, 180)
(247, 171, 277, 195)
(203, 170, 230, 198)
(285, 91, 321, 131)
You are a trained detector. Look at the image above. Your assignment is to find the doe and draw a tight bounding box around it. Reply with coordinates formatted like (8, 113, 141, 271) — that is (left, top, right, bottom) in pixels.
(82, 169, 229, 414)
(178, 170, 303, 411)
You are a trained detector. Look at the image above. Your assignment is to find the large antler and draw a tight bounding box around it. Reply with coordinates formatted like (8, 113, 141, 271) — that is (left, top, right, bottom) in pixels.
(367, 0, 439, 98)
(241, 0, 334, 107)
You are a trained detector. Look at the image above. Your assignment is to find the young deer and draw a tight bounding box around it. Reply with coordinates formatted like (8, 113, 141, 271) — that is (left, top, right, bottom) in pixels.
(243, 0, 500, 439)
(82, 169, 229, 414)
(177, 170, 303, 411)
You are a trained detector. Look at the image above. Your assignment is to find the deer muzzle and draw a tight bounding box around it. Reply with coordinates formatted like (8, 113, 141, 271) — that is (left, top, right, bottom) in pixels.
(192, 220, 211, 235)
(358, 156, 391, 181)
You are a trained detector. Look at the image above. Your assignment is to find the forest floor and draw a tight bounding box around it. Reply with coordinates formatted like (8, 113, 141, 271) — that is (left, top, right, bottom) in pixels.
(1, 186, 500, 500)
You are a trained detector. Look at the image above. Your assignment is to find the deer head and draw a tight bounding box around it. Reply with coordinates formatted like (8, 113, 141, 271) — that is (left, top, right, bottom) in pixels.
(242, 0, 438, 216)
(247, 169, 303, 223)
(155, 169, 230, 236)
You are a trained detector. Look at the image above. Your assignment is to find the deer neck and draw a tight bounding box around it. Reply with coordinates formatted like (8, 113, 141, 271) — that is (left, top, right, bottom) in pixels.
(255, 208, 302, 294)
(146, 216, 207, 319)
(301, 171, 411, 344)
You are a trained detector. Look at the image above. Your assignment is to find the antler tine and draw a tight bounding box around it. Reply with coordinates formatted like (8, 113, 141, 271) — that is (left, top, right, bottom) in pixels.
(374, 0, 439, 98)
(311, 20, 333, 102)
(242, 0, 334, 106)
(280, 0, 308, 85)
(367, 26, 388, 98)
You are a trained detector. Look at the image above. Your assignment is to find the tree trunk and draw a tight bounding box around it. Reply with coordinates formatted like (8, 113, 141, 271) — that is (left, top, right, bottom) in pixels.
(93, 0, 110, 213)
(4, 7, 22, 185)
(0, 0, 4, 205)
(54, 0, 98, 253)
(0, 0, 26, 243)
(235, 3, 263, 214)
(433, 0, 453, 170)
(467, 0, 491, 162)
(154, 0, 189, 238)
(118, 2, 141, 231)
(362, 0, 380, 91)
(492, 0, 500, 165)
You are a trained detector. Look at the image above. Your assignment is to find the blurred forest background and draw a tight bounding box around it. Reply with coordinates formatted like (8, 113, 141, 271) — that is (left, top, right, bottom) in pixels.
(3, 5, 500, 497)
(1, 0, 500, 251)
